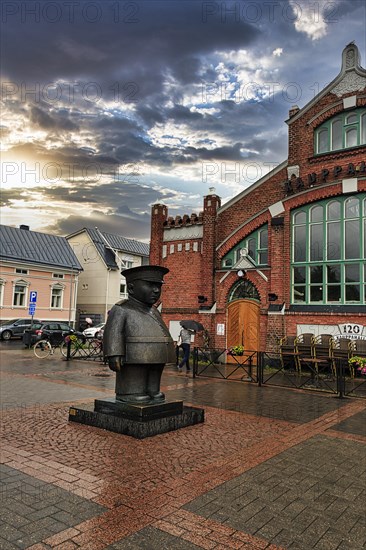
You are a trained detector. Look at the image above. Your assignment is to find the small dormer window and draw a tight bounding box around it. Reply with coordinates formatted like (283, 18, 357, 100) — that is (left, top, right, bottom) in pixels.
(315, 108, 366, 154)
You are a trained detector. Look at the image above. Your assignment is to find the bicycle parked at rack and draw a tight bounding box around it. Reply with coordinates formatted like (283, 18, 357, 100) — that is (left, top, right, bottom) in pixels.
(33, 331, 71, 359)
(33, 330, 87, 359)
(87, 329, 104, 358)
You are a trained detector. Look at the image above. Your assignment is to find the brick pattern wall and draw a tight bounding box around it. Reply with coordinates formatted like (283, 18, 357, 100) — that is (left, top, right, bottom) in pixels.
(216, 167, 287, 246)
(151, 203, 209, 311)
(150, 204, 167, 265)
(288, 93, 366, 170)
(202, 194, 221, 306)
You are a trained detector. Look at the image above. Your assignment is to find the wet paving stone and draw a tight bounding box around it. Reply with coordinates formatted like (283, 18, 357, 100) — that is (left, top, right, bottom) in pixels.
(165, 377, 346, 423)
(0, 465, 106, 549)
(108, 525, 201, 549)
(184, 435, 366, 550)
(331, 409, 366, 437)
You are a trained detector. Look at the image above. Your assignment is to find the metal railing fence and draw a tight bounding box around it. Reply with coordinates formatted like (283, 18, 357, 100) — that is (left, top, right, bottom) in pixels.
(193, 347, 366, 399)
(65, 335, 104, 362)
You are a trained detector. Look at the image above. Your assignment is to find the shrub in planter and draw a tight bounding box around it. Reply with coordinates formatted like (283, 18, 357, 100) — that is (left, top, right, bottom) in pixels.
(349, 355, 366, 376)
(230, 345, 244, 356)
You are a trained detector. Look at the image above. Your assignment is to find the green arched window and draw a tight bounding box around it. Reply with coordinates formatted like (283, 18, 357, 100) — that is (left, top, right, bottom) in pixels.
(221, 225, 268, 268)
(292, 195, 366, 304)
(228, 279, 260, 302)
(314, 108, 366, 154)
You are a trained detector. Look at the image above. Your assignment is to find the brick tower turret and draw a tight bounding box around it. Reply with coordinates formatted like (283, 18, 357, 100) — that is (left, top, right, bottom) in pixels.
(202, 189, 221, 307)
(150, 203, 168, 265)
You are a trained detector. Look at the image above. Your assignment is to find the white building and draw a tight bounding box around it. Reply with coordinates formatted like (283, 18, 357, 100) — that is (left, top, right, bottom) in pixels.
(67, 228, 149, 323)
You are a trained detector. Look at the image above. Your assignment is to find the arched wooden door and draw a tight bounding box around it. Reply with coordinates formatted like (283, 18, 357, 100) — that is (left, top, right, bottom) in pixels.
(227, 299, 260, 360)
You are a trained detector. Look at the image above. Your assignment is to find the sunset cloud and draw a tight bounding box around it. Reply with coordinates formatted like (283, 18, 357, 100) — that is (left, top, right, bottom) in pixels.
(1, 0, 365, 238)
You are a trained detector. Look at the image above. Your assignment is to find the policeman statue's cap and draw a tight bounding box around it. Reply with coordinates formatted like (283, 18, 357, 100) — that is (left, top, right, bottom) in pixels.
(122, 265, 169, 284)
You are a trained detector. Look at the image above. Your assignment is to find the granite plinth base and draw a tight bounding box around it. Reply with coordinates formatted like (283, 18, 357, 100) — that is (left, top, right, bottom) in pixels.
(68, 399, 204, 439)
(94, 397, 184, 420)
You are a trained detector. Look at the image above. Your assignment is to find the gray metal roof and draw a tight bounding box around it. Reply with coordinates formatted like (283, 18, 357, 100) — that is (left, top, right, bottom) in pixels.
(0, 225, 82, 270)
(85, 228, 150, 269)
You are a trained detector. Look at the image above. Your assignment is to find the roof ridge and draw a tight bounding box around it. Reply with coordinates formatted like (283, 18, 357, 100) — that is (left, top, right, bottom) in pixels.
(0, 224, 82, 270)
(100, 229, 147, 244)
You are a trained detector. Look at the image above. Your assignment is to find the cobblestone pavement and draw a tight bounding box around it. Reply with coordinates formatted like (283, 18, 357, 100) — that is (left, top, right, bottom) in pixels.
(0, 345, 365, 549)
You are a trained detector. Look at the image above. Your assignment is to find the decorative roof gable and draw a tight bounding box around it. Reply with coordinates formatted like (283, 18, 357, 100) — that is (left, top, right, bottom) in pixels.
(331, 42, 366, 96)
(287, 42, 366, 124)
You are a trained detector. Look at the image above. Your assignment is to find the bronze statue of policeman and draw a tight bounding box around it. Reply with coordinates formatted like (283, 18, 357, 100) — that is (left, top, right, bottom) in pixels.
(103, 265, 175, 404)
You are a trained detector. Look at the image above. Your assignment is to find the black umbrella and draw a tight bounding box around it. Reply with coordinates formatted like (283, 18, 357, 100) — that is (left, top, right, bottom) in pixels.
(180, 320, 205, 332)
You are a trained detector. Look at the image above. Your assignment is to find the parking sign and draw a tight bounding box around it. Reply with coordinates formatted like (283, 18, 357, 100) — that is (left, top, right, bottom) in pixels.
(30, 291, 38, 303)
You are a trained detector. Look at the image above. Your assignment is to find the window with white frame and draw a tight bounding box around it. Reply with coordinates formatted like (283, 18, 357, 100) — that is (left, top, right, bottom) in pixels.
(13, 281, 28, 306)
(15, 268, 28, 275)
(51, 284, 64, 308)
(120, 259, 133, 272)
(314, 108, 366, 154)
(291, 194, 366, 304)
(53, 273, 64, 279)
(120, 282, 127, 297)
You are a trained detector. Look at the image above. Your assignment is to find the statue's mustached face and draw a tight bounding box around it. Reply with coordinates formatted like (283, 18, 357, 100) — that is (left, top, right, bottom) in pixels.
(129, 280, 162, 305)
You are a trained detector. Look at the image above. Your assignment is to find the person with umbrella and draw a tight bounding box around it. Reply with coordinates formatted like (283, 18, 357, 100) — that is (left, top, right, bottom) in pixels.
(177, 320, 204, 373)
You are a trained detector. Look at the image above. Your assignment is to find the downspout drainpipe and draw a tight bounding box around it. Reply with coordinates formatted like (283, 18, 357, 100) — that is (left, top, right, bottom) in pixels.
(105, 268, 111, 321)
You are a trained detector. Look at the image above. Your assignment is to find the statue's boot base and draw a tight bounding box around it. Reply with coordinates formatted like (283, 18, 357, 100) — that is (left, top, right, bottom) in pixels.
(149, 392, 165, 402)
(116, 394, 151, 403)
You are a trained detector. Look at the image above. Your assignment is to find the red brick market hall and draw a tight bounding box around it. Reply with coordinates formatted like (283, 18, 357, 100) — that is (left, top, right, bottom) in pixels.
(150, 42, 366, 351)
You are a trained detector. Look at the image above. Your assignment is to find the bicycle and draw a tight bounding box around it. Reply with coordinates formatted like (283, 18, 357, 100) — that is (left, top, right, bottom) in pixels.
(87, 330, 104, 358)
(33, 331, 84, 359)
(33, 337, 68, 359)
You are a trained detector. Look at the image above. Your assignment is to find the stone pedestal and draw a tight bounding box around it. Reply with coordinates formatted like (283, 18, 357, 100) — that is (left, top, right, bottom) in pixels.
(69, 398, 204, 439)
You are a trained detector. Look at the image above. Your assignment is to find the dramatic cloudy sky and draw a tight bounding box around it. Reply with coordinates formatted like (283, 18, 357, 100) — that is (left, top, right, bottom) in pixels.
(1, 0, 365, 241)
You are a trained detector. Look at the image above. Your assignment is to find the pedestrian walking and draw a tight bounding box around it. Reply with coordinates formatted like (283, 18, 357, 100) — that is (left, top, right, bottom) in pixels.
(79, 317, 93, 332)
(177, 327, 194, 372)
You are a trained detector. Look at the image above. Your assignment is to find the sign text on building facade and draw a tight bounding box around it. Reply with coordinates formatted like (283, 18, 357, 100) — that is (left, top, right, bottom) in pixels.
(285, 161, 366, 195)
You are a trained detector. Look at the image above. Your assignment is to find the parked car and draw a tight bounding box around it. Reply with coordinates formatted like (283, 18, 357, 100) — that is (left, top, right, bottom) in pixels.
(23, 322, 75, 346)
(83, 323, 105, 338)
(0, 318, 42, 340)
